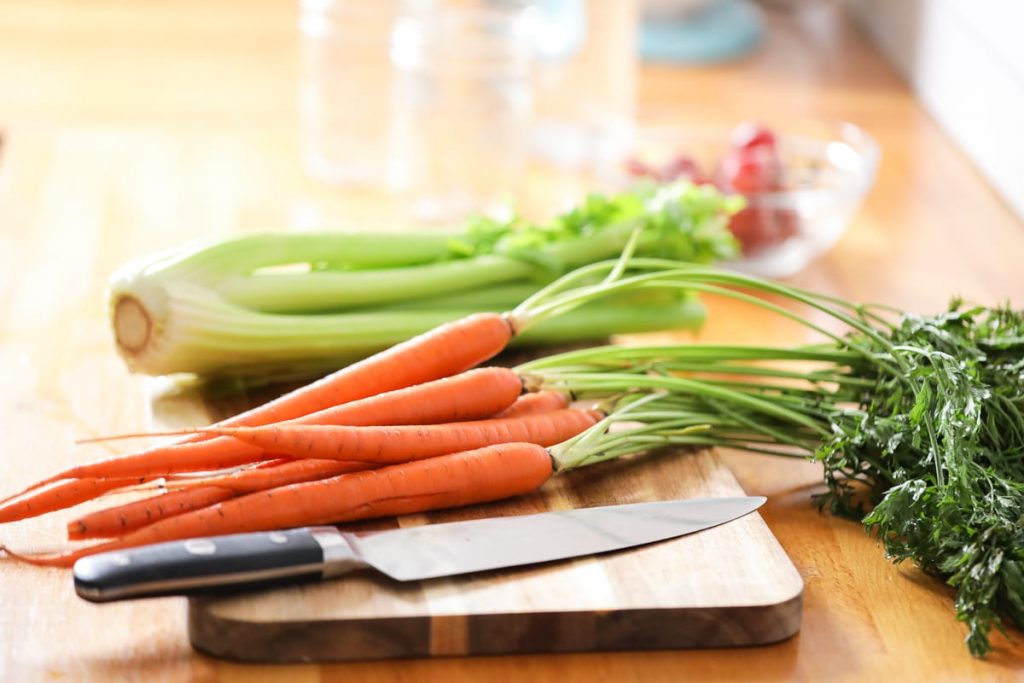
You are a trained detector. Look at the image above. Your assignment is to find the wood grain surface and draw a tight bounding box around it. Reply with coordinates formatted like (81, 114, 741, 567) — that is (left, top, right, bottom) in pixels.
(1, 0, 1024, 681)
(188, 449, 802, 662)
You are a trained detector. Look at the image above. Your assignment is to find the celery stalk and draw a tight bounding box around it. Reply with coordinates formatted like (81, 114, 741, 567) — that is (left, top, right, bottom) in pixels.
(218, 255, 538, 313)
(112, 279, 703, 377)
(211, 219, 715, 314)
(108, 182, 739, 377)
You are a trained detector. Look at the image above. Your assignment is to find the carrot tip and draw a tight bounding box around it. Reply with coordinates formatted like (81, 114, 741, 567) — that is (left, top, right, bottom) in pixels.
(74, 434, 140, 445)
(0, 477, 64, 507)
(2, 543, 26, 561)
(74, 428, 208, 444)
(1, 543, 33, 562)
(0, 543, 76, 568)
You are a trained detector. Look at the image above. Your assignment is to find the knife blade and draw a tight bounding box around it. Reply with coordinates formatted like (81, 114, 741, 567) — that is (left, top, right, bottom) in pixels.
(73, 496, 765, 603)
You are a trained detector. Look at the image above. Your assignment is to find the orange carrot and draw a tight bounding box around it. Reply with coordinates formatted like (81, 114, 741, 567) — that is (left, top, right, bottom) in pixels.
(67, 459, 371, 540)
(495, 390, 571, 418)
(182, 312, 514, 437)
(5, 442, 554, 568)
(207, 408, 601, 464)
(5, 366, 524, 499)
(1, 314, 512, 505)
(162, 459, 367, 495)
(0, 476, 151, 524)
(67, 486, 235, 540)
(77, 366, 524, 445)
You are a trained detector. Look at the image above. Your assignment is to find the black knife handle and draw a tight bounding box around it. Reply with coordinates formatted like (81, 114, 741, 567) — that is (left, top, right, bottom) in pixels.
(73, 527, 352, 603)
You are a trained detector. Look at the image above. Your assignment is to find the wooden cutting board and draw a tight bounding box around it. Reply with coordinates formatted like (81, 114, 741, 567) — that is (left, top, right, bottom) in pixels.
(188, 448, 803, 662)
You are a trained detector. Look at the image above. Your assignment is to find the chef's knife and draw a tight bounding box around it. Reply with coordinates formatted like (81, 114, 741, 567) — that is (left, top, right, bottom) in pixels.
(73, 496, 765, 603)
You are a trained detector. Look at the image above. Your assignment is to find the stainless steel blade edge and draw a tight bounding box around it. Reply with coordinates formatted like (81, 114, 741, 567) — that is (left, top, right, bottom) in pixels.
(343, 496, 766, 582)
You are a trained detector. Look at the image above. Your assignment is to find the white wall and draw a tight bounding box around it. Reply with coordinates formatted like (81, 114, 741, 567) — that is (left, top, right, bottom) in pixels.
(849, 0, 1024, 221)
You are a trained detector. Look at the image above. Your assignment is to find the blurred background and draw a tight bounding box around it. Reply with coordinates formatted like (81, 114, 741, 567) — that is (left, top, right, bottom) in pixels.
(0, 0, 1020, 279)
(3, 4, 1024, 678)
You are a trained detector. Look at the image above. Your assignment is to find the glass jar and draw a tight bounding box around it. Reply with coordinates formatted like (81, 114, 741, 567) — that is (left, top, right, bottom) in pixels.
(388, 4, 538, 222)
(528, 0, 638, 167)
(299, 0, 422, 185)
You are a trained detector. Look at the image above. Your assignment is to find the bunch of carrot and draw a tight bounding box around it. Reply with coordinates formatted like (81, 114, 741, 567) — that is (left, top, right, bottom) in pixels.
(0, 311, 593, 566)
(0, 181, 747, 568)
(0, 256, 705, 568)
(8, 249, 807, 569)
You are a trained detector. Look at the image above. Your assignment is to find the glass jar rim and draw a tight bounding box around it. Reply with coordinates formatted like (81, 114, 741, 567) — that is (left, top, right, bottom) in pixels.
(391, 5, 539, 71)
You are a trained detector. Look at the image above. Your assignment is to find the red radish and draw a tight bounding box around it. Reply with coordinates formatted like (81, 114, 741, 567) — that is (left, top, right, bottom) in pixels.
(730, 121, 777, 151)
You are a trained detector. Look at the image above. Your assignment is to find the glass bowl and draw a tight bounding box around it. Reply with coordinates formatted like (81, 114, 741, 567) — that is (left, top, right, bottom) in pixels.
(594, 121, 880, 278)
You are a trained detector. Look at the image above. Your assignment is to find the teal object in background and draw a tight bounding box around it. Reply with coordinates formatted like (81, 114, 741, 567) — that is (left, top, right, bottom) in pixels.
(640, 0, 763, 63)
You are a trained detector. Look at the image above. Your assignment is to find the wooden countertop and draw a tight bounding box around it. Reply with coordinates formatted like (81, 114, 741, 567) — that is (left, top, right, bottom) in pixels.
(1, 1, 1023, 680)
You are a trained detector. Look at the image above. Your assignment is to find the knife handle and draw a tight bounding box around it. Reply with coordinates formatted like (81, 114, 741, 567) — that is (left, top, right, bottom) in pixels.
(73, 527, 363, 603)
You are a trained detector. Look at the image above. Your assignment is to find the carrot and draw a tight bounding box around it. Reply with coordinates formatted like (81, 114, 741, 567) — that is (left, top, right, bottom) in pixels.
(206, 408, 601, 464)
(181, 312, 514, 437)
(5, 366, 524, 500)
(77, 366, 524, 445)
(495, 390, 571, 418)
(4, 442, 554, 568)
(0, 477, 150, 524)
(66, 486, 235, 540)
(1, 314, 512, 505)
(162, 458, 367, 495)
(67, 459, 370, 540)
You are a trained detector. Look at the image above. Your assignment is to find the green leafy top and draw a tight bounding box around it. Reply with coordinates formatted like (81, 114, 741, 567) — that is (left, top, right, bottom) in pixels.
(526, 276, 1024, 657)
(813, 303, 1024, 656)
(447, 182, 741, 273)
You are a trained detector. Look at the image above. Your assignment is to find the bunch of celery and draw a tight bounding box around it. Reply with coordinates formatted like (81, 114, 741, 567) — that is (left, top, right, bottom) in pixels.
(107, 183, 738, 377)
